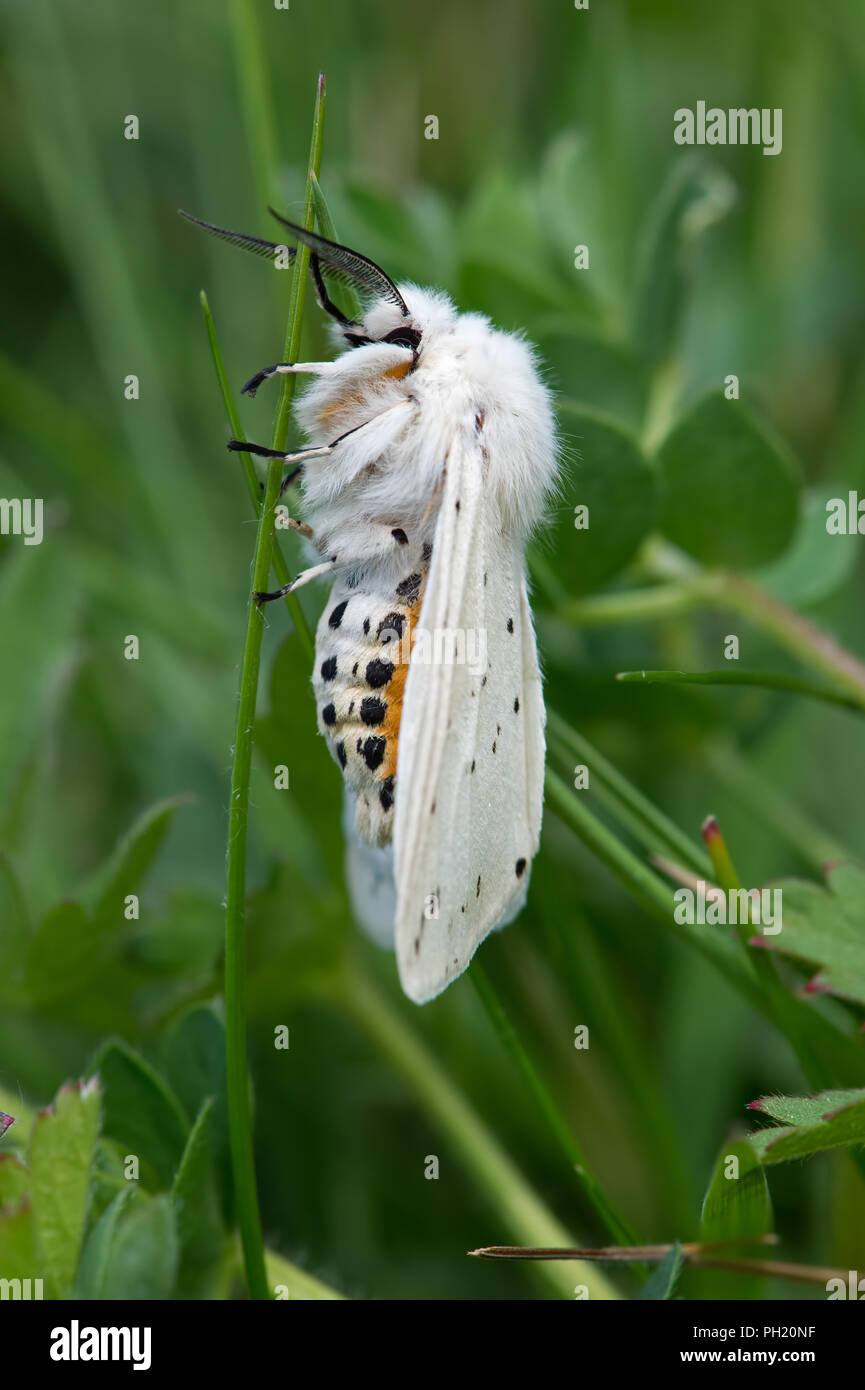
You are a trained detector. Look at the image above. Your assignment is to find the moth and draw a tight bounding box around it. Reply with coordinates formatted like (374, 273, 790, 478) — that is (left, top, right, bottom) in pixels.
(181, 207, 559, 1002)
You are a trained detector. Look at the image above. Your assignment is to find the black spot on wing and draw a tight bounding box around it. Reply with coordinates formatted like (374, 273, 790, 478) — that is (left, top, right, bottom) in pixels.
(515, 858, 527, 878)
(514, 697, 520, 712)
(506, 617, 514, 634)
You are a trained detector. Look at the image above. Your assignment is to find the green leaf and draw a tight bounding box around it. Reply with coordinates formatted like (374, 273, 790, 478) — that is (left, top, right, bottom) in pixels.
(25, 901, 93, 1006)
(93, 1192, 179, 1300)
(699, 1138, 772, 1299)
(161, 1004, 232, 1222)
(748, 1086, 865, 1164)
(536, 330, 649, 427)
(89, 1040, 189, 1190)
(172, 1100, 225, 1296)
(82, 796, 186, 928)
(0, 1199, 37, 1284)
(265, 1246, 345, 1300)
(637, 1242, 684, 1300)
(28, 1078, 101, 1297)
(0, 853, 29, 1001)
(754, 490, 860, 607)
(0, 1155, 30, 1210)
(545, 405, 657, 598)
(657, 392, 802, 568)
(74, 1187, 135, 1299)
(633, 157, 736, 364)
(760, 863, 865, 1006)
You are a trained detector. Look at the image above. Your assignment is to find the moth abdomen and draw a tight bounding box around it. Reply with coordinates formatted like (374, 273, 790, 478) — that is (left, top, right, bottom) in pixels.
(312, 567, 427, 848)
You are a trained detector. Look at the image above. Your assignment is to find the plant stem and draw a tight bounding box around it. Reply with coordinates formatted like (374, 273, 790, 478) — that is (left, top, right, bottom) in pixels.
(543, 768, 764, 1010)
(560, 582, 702, 627)
(644, 539, 865, 708)
(343, 969, 620, 1300)
(546, 708, 711, 876)
(223, 74, 325, 1303)
(200, 290, 313, 658)
(229, 0, 282, 219)
(471, 962, 639, 1252)
(700, 736, 852, 870)
(616, 667, 865, 715)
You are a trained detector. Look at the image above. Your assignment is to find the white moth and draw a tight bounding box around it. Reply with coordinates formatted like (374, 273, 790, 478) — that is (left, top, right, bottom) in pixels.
(182, 208, 559, 1002)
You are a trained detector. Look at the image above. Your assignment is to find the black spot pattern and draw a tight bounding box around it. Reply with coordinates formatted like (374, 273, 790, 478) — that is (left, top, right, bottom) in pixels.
(379, 776, 394, 812)
(322, 703, 336, 726)
(366, 658, 394, 688)
(514, 697, 520, 712)
(396, 572, 422, 603)
(391, 528, 408, 545)
(362, 736, 386, 771)
(336, 741, 347, 768)
(320, 656, 337, 681)
(360, 696, 386, 726)
(328, 600, 348, 629)
(515, 858, 527, 878)
(376, 611, 405, 641)
(506, 617, 514, 633)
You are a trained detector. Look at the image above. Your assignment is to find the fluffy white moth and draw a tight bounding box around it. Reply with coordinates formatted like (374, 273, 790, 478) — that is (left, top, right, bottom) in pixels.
(182, 207, 559, 1002)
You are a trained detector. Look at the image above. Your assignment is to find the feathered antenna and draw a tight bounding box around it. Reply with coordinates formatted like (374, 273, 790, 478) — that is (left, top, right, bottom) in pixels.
(267, 208, 409, 315)
(179, 207, 407, 321)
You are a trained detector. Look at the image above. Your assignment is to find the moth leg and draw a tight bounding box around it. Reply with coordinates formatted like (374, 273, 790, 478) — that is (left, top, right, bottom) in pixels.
(275, 513, 314, 539)
(255, 558, 338, 606)
(242, 361, 333, 397)
(231, 398, 412, 472)
(228, 439, 333, 464)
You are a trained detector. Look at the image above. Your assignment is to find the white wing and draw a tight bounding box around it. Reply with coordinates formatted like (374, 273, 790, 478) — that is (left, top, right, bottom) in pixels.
(393, 429, 545, 1003)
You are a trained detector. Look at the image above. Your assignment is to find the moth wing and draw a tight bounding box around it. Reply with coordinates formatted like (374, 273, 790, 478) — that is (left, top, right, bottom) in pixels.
(393, 430, 545, 1003)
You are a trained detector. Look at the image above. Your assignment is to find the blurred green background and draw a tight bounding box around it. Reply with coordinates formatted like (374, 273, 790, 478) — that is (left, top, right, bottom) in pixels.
(1, 0, 864, 1299)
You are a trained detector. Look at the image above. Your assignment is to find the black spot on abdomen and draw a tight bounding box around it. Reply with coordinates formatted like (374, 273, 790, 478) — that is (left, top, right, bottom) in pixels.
(361, 736, 386, 771)
(396, 572, 422, 603)
(366, 658, 394, 688)
(328, 600, 348, 629)
(360, 696, 386, 725)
